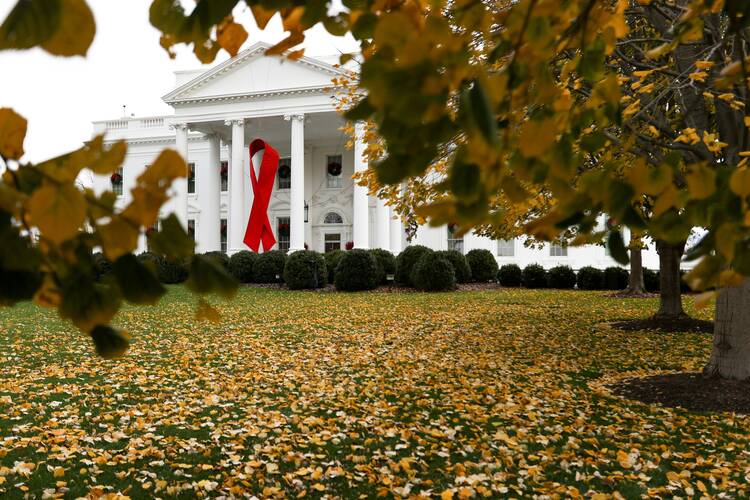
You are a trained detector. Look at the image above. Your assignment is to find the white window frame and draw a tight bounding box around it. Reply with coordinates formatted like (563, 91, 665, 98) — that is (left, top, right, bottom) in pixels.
(497, 239, 515, 257)
(550, 243, 568, 257)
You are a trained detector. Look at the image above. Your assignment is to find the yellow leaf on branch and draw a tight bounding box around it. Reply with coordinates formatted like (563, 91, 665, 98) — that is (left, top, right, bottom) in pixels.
(0, 107, 27, 160)
(27, 182, 87, 244)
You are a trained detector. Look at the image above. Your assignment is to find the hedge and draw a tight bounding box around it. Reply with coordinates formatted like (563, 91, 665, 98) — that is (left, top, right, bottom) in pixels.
(253, 250, 286, 283)
(577, 266, 604, 290)
(324, 250, 345, 284)
(395, 245, 432, 286)
(498, 264, 522, 287)
(370, 248, 397, 285)
(603, 266, 629, 290)
(548, 265, 576, 289)
(228, 250, 257, 283)
(466, 249, 498, 282)
(283, 250, 327, 289)
(334, 249, 379, 291)
(522, 264, 548, 288)
(412, 253, 456, 291)
(434, 250, 471, 284)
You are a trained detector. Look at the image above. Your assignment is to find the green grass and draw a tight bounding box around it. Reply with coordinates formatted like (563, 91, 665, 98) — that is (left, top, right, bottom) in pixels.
(0, 286, 745, 498)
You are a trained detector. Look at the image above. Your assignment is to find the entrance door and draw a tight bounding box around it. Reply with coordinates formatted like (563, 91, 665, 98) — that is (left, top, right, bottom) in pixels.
(324, 233, 341, 253)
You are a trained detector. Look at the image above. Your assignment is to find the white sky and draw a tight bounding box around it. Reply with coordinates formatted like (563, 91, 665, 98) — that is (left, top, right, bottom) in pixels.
(0, 0, 359, 163)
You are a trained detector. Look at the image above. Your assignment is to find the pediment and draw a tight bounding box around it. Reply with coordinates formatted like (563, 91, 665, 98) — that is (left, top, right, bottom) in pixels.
(163, 42, 346, 105)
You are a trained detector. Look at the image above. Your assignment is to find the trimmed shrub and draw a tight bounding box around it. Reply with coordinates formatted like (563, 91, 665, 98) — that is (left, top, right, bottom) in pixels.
(283, 250, 326, 289)
(548, 265, 576, 289)
(136, 252, 160, 269)
(604, 266, 629, 290)
(253, 250, 287, 283)
(370, 249, 397, 285)
(92, 252, 112, 281)
(324, 250, 345, 284)
(522, 264, 548, 288)
(203, 251, 230, 270)
(577, 266, 604, 290)
(435, 250, 471, 284)
(498, 264, 522, 287)
(644, 269, 659, 292)
(412, 253, 456, 291)
(466, 249, 498, 282)
(334, 249, 379, 291)
(395, 245, 433, 286)
(228, 250, 257, 283)
(158, 257, 189, 284)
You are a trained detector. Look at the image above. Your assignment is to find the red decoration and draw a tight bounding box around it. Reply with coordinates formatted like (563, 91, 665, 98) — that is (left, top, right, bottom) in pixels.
(110, 172, 122, 184)
(244, 139, 280, 252)
(221, 221, 227, 235)
(345, 241, 354, 250)
(220, 163, 228, 176)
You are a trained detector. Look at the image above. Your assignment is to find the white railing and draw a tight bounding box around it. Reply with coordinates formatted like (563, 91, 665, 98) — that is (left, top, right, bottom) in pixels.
(140, 117, 164, 128)
(105, 120, 128, 130)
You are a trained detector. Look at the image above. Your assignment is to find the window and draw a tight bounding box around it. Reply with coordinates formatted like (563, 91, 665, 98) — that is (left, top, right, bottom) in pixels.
(220, 218, 227, 253)
(447, 224, 464, 253)
(187, 163, 195, 194)
(323, 212, 343, 224)
(277, 217, 290, 253)
(550, 243, 568, 257)
(220, 161, 228, 192)
(497, 239, 515, 257)
(111, 167, 123, 196)
(325, 233, 342, 253)
(277, 158, 291, 189)
(187, 220, 195, 241)
(326, 154, 343, 188)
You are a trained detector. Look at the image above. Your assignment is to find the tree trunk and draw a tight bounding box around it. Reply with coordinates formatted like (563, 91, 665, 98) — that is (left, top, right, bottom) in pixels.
(704, 279, 750, 380)
(622, 248, 645, 295)
(653, 239, 687, 319)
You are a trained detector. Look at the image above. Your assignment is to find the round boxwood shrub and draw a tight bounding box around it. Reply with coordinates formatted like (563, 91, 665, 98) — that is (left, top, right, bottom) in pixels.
(577, 266, 604, 290)
(498, 264, 522, 287)
(324, 250, 345, 284)
(522, 264, 548, 288)
(604, 266, 629, 290)
(644, 269, 659, 292)
(203, 251, 230, 270)
(548, 265, 576, 289)
(334, 249, 379, 291)
(466, 249, 498, 282)
(228, 250, 257, 283)
(136, 251, 160, 268)
(369, 249, 397, 285)
(158, 257, 189, 284)
(434, 250, 471, 284)
(92, 252, 112, 281)
(253, 250, 287, 283)
(283, 250, 327, 289)
(395, 245, 433, 286)
(411, 252, 456, 291)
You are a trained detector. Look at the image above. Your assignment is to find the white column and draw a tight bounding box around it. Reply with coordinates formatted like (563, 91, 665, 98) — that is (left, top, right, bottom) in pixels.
(173, 123, 189, 228)
(353, 121, 369, 249)
(201, 133, 222, 252)
(286, 114, 305, 253)
(375, 196, 390, 251)
(389, 206, 403, 254)
(226, 119, 246, 254)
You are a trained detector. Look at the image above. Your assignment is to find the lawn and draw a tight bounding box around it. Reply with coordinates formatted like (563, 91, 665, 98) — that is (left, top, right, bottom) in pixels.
(0, 286, 744, 498)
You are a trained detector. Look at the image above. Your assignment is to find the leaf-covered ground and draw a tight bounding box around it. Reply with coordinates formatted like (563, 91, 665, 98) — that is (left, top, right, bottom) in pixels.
(0, 287, 743, 499)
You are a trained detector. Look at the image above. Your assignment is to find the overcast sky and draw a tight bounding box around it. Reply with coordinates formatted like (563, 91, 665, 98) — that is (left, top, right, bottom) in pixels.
(0, 0, 359, 163)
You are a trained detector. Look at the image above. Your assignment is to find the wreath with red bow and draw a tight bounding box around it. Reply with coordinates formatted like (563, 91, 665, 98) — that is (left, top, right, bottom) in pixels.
(110, 172, 122, 184)
(327, 161, 342, 177)
(220, 163, 228, 176)
(278, 163, 291, 179)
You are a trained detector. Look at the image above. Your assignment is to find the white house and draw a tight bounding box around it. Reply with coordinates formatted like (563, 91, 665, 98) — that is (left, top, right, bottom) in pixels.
(92, 42, 661, 270)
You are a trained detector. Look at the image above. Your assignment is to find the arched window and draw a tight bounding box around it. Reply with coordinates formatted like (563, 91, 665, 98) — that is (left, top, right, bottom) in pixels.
(324, 212, 343, 224)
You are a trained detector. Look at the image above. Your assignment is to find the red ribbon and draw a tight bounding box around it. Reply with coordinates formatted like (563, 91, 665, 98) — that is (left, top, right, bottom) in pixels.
(244, 139, 279, 252)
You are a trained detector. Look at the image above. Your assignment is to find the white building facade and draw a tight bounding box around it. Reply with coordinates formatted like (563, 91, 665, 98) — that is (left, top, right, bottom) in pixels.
(93, 42, 661, 270)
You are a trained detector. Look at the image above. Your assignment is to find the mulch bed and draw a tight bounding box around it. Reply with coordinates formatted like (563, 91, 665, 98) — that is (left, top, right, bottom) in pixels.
(610, 372, 750, 414)
(609, 317, 714, 334)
